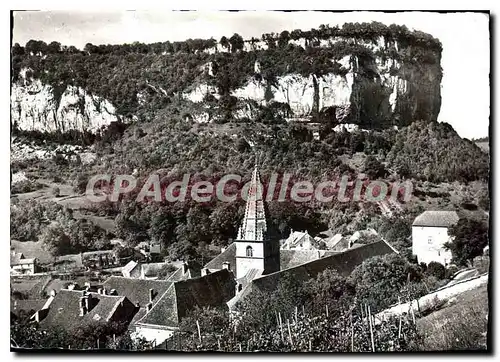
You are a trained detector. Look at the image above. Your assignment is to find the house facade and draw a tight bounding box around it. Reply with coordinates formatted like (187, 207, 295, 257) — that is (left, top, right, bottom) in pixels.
(10, 252, 37, 275)
(412, 210, 460, 266)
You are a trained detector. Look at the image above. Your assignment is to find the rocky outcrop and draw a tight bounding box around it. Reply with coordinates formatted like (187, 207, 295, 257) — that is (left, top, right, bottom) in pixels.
(11, 70, 123, 133)
(185, 35, 441, 127)
(11, 24, 442, 132)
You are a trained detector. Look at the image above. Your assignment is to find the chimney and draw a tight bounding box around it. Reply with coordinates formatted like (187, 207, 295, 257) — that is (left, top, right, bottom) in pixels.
(182, 262, 189, 274)
(79, 297, 87, 316)
(102, 287, 107, 295)
(222, 262, 230, 271)
(149, 288, 154, 303)
(201, 268, 211, 277)
(146, 302, 153, 312)
(97, 288, 103, 295)
(84, 294, 93, 312)
(50, 289, 57, 297)
(110, 289, 117, 296)
(221, 246, 226, 253)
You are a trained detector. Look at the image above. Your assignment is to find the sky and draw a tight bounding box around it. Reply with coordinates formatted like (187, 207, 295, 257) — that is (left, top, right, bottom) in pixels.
(12, 11, 490, 139)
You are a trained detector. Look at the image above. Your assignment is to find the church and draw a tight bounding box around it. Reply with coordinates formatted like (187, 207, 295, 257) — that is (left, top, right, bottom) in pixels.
(204, 165, 398, 309)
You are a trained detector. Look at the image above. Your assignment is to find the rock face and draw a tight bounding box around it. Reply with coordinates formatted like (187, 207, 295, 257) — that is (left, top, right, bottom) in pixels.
(11, 25, 442, 132)
(11, 70, 122, 133)
(184, 36, 442, 128)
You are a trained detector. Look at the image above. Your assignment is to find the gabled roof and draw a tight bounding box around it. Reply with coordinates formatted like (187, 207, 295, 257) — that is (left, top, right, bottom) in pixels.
(102, 276, 172, 307)
(39, 290, 136, 332)
(136, 269, 236, 329)
(252, 240, 397, 293)
(282, 231, 312, 249)
(412, 211, 460, 227)
(204, 243, 237, 273)
(10, 298, 46, 316)
(12, 258, 36, 266)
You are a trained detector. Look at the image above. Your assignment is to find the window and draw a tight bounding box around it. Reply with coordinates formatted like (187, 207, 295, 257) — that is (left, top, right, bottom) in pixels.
(246, 246, 253, 257)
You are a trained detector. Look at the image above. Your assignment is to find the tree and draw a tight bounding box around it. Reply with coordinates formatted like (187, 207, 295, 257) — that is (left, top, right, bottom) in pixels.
(348, 253, 422, 312)
(446, 218, 489, 266)
(426, 261, 446, 280)
(229, 33, 244, 53)
(364, 155, 387, 179)
(52, 186, 60, 197)
(303, 268, 354, 315)
(40, 224, 72, 256)
(220, 36, 230, 51)
(11, 320, 70, 349)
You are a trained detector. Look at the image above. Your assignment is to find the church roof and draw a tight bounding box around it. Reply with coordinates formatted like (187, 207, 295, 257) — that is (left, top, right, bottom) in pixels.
(412, 211, 460, 227)
(251, 240, 397, 293)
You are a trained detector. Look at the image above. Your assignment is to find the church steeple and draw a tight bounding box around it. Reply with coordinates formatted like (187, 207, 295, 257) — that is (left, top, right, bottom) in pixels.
(237, 166, 267, 241)
(234, 165, 280, 279)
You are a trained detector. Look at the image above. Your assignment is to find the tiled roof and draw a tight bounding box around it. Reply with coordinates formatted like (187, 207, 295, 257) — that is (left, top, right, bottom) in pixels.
(412, 211, 460, 227)
(137, 269, 236, 329)
(102, 276, 172, 307)
(39, 290, 137, 332)
(142, 263, 169, 278)
(327, 235, 350, 251)
(252, 240, 397, 293)
(10, 298, 46, 316)
(204, 243, 237, 273)
(12, 258, 36, 265)
(282, 231, 312, 248)
(280, 249, 338, 270)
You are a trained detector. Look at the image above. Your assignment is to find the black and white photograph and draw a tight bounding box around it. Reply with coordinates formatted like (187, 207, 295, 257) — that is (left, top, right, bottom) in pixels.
(9, 9, 491, 352)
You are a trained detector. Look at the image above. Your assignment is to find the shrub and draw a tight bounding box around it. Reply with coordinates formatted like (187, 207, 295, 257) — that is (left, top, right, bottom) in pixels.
(426, 262, 446, 280)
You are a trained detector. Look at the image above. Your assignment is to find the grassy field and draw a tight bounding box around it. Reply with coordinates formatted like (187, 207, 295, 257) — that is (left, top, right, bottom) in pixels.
(416, 283, 489, 351)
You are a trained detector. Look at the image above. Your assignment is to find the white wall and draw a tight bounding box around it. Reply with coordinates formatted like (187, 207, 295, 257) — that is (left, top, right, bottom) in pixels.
(412, 226, 453, 266)
(235, 241, 264, 279)
(133, 326, 175, 346)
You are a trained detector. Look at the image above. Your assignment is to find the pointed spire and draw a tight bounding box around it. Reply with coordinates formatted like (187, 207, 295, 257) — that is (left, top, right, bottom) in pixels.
(237, 165, 267, 241)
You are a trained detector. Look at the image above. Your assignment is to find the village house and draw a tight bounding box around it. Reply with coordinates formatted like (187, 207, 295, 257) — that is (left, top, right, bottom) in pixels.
(132, 269, 235, 346)
(10, 251, 38, 275)
(31, 289, 138, 336)
(412, 210, 460, 266)
(281, 230, 316, 250)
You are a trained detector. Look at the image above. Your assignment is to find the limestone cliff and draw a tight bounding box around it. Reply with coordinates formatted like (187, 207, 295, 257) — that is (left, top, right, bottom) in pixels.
(11, 69, 125, 133)
(184, 35, 442, 127)
(11, 22, 442, 133)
